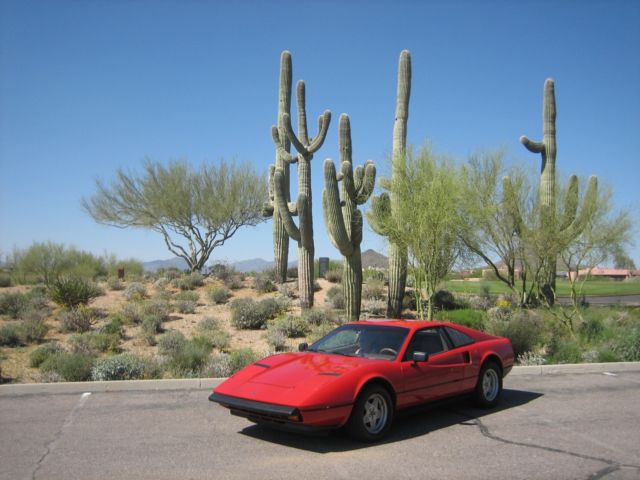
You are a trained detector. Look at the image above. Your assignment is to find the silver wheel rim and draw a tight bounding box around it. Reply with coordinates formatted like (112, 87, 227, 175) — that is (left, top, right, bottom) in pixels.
(482, 368, 499, 402)
(362, 393, 388, 435)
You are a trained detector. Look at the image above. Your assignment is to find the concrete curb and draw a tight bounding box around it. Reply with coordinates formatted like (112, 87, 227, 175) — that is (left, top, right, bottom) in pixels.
(1, 362, 639, 396)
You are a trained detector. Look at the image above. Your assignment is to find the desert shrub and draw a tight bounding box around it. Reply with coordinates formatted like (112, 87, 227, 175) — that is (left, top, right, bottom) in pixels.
(107, 277, 124, 291)
(516, 351, 546, 366)
(210, 263, 235, 282)
(173, 272, 204, 291)
(487, 306, 512, 322)
(48, 277, 103, 308)
(207, 348, 260, 377)
(363, 268, 386, 283)
(19, 310, 49, 343)
(266, 328, 288, 351)
(431, 290, 458, 311)
(596, 349, 621, 363)
(287, 267, 298, 279)
(325, 269, 342, 283)
(29, 342, 64, 368)
(362, 278, 385, 301)
(0, 323, 23, 346)
(40, 352, 94, 382)
(612, 327, 640, 361)
(119, 302, 144, 324)
(253, 273, 276, 294)
(302, 308, 337, 326)
(436, 309, 486, 330)
(546, 335, 582, 364)
(487, 309, 543, 359)
(70, 332, 120, 355)
(578, 317, 606, 342)
(175, 300, 197, 314)
(364, 298, 386, 316)
(270, 315, 310, 338)
(0, 273, 11, 287)
(141, 315, 163, 343)
(141, 298, 171, 322)
(158, 330, 187, 357)
(91, 353, 148, 381)
(0, 292, 29, 318)
(230, 298, 285, 330)
(495, 294, 515, 308)
(326, 286, 345, 310)
(195, 318, 230, 350)
(206, 285, 231, 305)
(174, 290, 199, 302)
(124, 282, 147, 301)
(402, 290, 417, 311)
(277, 283, 296, 299)
(466, 294, 494, 311)
(167, 340, 213, 377)
(154, 277, 170, 289)
(57, 306, 96, 333)
(225, 275, 244, 290)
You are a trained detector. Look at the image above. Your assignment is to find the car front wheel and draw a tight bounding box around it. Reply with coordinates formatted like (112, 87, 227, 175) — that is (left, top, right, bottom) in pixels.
(347, 384, 394, 442)
(474, 360, 503, 408)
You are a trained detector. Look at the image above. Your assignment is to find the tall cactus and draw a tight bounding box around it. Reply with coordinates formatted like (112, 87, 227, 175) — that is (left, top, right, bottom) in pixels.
(520, 78, 598, 305)
(272, 79, 331, 309)
(263, 51, 293, 284)
(323, 114, 376, 321)
(368, 50, 411, 318)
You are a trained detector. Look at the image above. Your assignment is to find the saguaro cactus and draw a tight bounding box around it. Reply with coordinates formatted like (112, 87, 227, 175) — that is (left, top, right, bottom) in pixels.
(368, 50, 411, 318)
(520, 78, 598, 304)
(263, 51, 293, 283)
(323, 114, 376, 320)
(272, 79, 331, 309)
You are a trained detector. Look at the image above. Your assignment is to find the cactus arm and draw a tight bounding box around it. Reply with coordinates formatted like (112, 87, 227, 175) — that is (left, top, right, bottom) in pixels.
(355, 162, 376, 204)
(323, 160, 354, 256)
(351, 208, 363, 247)
(561, 176, 598, 239)
(280, 112, 307, 155)
(296, 80, 309, 145)
(367, 193, 391, 236)
(271, 126, 297, 164)
(298, 193, 313, 250)
(353, 165, 364, 191)
(520, 135, 545, 153)
(341, 160, 357, 202)
(273, 169, 301, 242)
(307, 111, 332, 153)
(558, 174, 579, 231)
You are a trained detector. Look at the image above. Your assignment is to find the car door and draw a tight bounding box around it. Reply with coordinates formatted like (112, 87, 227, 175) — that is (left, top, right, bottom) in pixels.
(398, 327, 469, 408)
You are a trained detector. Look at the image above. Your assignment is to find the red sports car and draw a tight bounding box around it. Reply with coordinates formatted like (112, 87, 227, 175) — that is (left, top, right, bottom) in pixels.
(209, 320, 514, 442)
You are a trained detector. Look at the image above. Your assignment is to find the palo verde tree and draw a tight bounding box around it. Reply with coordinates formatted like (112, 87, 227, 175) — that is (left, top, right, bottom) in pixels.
(271, 70, 331, 309)
(322, 114, 376, 321)
(83, 159, 266, 272)
(375, 145, 466, 320)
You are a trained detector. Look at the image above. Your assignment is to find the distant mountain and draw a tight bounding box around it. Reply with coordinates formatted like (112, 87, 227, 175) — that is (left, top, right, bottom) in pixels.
(231, 258, 273, 273)
(361, 249, 388, 269)
(143, 257, 189, 272)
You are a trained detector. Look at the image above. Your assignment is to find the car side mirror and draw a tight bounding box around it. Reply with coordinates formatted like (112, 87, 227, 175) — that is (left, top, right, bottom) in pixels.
(412, 351, 428, 364)
(298, 342, 309, 352)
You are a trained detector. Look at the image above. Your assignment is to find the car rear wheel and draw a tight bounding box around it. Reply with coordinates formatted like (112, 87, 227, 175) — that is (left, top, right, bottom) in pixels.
(474, 360, 502, 408)
(347, 384, 394, 442)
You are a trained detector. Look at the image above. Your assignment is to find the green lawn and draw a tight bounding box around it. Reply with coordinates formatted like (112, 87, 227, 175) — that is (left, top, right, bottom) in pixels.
(443, 279, 640, 297)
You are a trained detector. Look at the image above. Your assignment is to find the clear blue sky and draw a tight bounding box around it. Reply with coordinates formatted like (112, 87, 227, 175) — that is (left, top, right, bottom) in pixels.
(1, 0, 638, 266)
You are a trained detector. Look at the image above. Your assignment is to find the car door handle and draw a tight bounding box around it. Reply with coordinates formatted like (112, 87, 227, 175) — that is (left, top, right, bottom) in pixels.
(463, 351, 471, 363)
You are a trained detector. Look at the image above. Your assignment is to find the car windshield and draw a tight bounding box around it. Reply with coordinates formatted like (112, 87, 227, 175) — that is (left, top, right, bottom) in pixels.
(309, 324, 409, 360)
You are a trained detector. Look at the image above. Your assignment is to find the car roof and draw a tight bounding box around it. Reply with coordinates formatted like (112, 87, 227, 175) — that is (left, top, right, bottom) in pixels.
(348, 319, 454, 330)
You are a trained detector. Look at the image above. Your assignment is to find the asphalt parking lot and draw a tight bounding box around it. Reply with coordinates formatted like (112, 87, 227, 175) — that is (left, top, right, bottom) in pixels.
(1, 369, 639, 480)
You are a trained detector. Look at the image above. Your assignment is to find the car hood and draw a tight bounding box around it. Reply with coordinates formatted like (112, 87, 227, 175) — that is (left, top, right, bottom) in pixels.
(214, 352, 370, 408)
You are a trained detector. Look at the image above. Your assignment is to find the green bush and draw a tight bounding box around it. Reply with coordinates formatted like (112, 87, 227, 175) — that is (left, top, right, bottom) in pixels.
(302, 308, 337, 326)
(48, 277, 103, 308)
(613, 327, 640, 361)
(158, 330, 187, 357)
(167, 340, 213, 377)
(0, 323, 23, 346)
(364, 298, 386, 316)
(363, 268, 387, 283)
(436, 309, 486, 330)
(195, 318, 230, 350)
(266, 328, 287, 351)
(578, 317, 606, 342)
(270, 315, 310, 338)
(19, 311, 49, 343)
(70, 332, 121, 355)
(100, 317, 124, 337)
(207, 348, 261, 377)
(546, 335, 582, 364)
(119, 302, 144, 324)
(431, 290, 458, 311)
(91, 353, 148, 381)
(0, 273, 11, 287)
(174, 290, 199, 302)
(362, 278, 385, 300)
(277, 283, 296, 299)
(175, 300, 197, 314)
(29, 342, 64, 368)
(286, 267, 298, 279)
(141, 298, 171, 321)
(57, 306, 96, 333)
(107, 277, 124, 291)
(206, 285, 231, 305)
(40, 352, 94, 381)
(487, 309, 544, 359)
(253, 273, 276, 293)
(230, 298, 283, 329)
(325, 269, 342, 283)
(0, 292, 30, 318)
(172, 272, 204, 291)
(224, 275, 244, 290)
(124, 282, 147, 301)
(326, 286, 345, 310)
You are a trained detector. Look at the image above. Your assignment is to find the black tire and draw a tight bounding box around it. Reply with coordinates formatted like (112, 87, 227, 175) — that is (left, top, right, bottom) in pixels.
(473, 361, 503, 408)
(347, 384, 394, 442)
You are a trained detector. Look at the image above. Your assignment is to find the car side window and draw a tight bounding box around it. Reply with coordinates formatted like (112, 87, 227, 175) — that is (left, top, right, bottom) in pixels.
(444, 326, 475, 348)
(403, 328, 449, 361)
